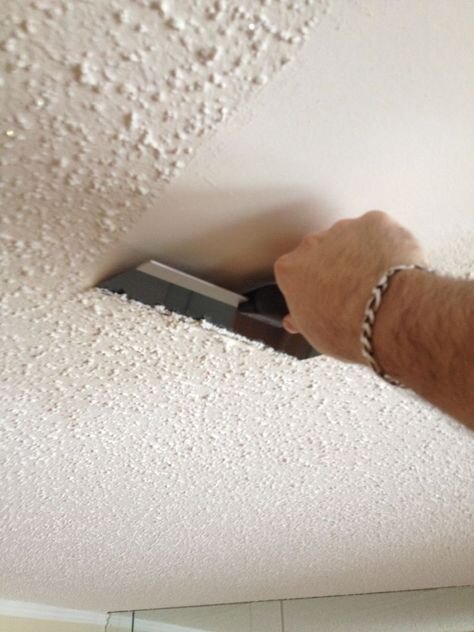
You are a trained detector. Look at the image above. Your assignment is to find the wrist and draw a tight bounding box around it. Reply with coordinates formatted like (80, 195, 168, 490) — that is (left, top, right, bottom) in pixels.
(370, 268, 424, 382)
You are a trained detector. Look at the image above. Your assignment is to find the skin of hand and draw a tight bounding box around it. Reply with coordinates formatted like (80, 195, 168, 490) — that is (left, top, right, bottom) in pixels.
(273, 211, 427, 364)
(274, 211, 474, 427)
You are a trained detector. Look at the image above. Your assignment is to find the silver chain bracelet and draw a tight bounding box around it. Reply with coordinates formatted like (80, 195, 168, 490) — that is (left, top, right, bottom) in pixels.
(360, 264, 431, 387)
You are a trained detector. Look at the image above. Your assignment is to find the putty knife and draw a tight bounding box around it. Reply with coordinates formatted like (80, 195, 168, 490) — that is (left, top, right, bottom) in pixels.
(98, 260, 318, 359)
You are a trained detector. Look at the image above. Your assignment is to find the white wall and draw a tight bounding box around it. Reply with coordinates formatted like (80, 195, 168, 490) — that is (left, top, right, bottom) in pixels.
(283, 586, 474, 631)
(0, 599, 106, 632)
(107, 587, 474, 632)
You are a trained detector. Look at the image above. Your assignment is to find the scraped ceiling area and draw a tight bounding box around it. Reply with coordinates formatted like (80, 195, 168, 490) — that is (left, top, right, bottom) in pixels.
(1, 0, 473, 614)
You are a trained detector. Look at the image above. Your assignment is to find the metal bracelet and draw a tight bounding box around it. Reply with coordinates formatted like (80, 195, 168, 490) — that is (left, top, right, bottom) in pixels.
(360, 264, 431, 387)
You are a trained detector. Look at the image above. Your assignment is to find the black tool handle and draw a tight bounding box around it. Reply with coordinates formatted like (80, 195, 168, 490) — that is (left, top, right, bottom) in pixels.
(239, 283, 288, 327)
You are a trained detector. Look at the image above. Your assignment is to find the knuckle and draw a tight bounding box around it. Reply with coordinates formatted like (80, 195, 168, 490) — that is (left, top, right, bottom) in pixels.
(332, 218, 352, 230)
(301, 232, 320, 246)
(273, 254, 290, 277)
(363, 210, 390, 223)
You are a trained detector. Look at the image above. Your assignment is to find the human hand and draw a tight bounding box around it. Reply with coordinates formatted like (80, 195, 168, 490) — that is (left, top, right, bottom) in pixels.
(274, 211, 427, 364)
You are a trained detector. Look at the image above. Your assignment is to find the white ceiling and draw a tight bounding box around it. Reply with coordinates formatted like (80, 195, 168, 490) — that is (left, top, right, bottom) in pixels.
(99, 0, 474, 289)
(1, 0, 473, 614)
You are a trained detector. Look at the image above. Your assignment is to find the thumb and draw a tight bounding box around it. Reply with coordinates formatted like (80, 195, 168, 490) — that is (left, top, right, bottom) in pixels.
(283, 314, 299, 334)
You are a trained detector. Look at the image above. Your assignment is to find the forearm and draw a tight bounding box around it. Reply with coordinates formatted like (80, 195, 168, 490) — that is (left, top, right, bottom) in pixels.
(373, 270, 474, 428)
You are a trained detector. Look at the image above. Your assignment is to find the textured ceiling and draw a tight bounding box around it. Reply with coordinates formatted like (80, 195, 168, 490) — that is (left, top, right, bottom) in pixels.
(1, 0, 473, 614)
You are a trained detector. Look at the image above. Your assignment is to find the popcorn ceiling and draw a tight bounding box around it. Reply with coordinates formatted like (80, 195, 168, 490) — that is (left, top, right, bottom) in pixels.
(1, 0, 323, 293)
(1, 0, 473, 614)
(2, 286, 474, 612)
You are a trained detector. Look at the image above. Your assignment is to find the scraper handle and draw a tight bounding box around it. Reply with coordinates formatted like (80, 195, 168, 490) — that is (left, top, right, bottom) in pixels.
(239, 283, 288, 327)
